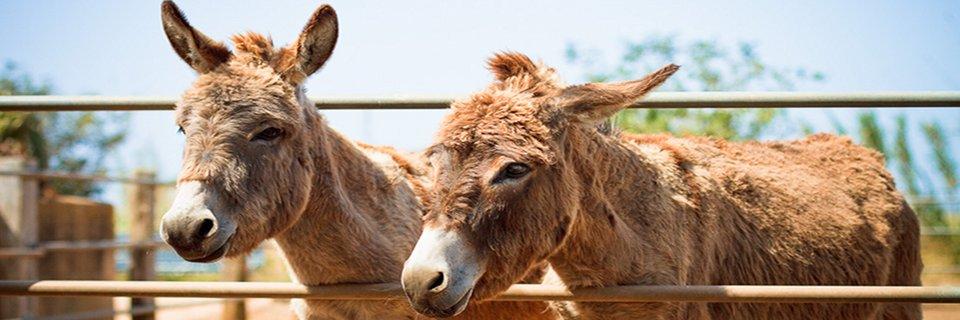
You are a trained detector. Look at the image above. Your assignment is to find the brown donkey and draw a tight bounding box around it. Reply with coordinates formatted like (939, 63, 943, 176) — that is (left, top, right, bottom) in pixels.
(401, 52, 922, 319)
(157, 3, 558, 319)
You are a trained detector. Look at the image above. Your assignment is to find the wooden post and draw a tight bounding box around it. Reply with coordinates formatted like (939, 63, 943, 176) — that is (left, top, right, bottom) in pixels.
(221, 256, 248, 320)
(0, 157, 38, 318)
(128, 170, 156, 320)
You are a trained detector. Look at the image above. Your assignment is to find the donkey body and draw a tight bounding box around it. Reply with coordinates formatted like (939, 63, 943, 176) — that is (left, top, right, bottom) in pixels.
(542, 132, 923, 319)
(401, 52, 922, 319)
(158, 3, 557, 319)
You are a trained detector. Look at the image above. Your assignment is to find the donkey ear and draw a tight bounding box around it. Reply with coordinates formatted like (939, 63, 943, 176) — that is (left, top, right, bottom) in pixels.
(557, 64, 678, 124)
(160, 1, 231, 73)
(278, 4, 339, 83)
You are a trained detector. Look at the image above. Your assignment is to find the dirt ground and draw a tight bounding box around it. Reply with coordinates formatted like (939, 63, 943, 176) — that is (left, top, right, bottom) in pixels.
(925, 304, 960, 320)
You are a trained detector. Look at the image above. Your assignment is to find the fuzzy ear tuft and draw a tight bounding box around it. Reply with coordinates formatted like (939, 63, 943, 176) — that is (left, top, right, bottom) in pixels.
(487, 52, 541, 81)
(277, 4, 339, 83)
(558, 64, 679, 124)
(160, 1, 231, 73)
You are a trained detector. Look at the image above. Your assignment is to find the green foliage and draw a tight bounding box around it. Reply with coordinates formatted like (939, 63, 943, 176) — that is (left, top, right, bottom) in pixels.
(40, 112, 128, 195)
(0, 61, 52, 96)
(824, 112, 849, 136)
(857, 112, 888, 159)
(566, 35, 823, 140)
(1, 62, 51, 161)
(894, 115, 920, 195)
(0, 61, 128, 196)
(0, 111, 45, 161)
(922, 123, 958, 191)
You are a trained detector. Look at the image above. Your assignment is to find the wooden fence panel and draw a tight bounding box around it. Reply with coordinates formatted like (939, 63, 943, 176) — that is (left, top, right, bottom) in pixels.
(36, 195, 115, 319)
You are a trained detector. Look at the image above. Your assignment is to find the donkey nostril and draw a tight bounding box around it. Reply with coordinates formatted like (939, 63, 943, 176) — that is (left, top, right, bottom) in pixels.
(427, 272, 447, 293)
(197, 218, 216, 239)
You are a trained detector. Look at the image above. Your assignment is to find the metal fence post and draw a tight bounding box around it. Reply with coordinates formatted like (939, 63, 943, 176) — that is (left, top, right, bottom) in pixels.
(129, 170, 156, 320)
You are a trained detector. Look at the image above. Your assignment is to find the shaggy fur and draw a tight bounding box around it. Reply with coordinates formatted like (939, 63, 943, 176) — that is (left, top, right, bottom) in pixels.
(161, 2, 558, 319)
(421, 52, 922, 319)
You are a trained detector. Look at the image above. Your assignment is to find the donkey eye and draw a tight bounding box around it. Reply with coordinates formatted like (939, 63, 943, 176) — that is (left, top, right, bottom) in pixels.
(252, 127, 284, 141)
(494, 162, 531, 183)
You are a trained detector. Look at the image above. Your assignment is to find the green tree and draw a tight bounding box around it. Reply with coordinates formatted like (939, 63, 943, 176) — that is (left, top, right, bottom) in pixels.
(923, 122, 958, 192)
(566, 35, 823, 140)
(0, 61, 128, 196)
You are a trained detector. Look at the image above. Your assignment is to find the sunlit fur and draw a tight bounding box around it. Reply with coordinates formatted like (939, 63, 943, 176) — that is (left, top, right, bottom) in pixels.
(162, 2, 558, 319)
(424, 52, 922, 319)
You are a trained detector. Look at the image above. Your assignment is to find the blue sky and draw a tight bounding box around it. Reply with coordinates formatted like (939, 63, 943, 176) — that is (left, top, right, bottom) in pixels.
(1, 0, 958, 192)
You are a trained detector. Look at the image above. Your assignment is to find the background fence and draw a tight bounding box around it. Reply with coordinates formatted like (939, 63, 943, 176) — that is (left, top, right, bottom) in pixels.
(1, 92, 959, 319)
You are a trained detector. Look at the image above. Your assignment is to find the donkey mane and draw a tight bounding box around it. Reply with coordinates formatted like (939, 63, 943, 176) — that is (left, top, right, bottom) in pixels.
(230, 32, 280, 60)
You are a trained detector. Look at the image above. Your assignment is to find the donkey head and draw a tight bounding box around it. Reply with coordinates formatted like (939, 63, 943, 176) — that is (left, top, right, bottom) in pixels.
(158, 1, 337, 263)
(401, 52, 677, 317)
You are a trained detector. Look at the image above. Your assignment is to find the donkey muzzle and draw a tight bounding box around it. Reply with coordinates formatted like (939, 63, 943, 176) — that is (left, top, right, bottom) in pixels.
(402, 228, 481, 318)
(160, 181, 234, 263)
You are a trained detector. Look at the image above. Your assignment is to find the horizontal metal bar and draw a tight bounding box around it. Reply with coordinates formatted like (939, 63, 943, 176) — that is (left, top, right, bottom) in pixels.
(0, 170, 171, 185)
(1, 281, 958, 303)
(0, 247, 44, 258)
(921, 232, 960, 236)
(1, 92, 959, 111)
(921, 227, 960, 236)
(922, 268, 960, 274)
(0, 241, 168, 258)
(641, 92, 960, 108)
(0, 240, 286, 258)
(41, 240, 168, 252)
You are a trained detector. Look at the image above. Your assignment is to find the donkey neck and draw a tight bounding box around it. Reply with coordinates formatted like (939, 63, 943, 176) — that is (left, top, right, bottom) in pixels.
(273, 96, 415, 286)
(548, 128, 690, 288)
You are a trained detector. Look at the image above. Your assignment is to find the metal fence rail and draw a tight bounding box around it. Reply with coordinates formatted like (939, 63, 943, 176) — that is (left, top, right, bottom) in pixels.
(1, 281, 959, 303)
(2, 92, 960, 111)
(0, 240, 168, 258)
(0, 170, 169, 185)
